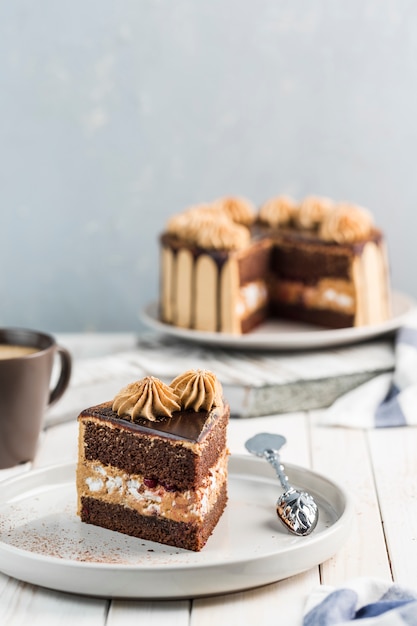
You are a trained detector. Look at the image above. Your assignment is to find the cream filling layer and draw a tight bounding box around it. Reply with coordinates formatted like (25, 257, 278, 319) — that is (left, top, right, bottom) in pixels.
(78, 450, 228, 524)
(271, 277, 356, 314)
(236, 280, 269, 319)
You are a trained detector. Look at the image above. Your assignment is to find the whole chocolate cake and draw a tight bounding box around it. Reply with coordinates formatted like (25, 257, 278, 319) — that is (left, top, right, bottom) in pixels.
(160, 196, 391, 333)
(76, 370, 229, 551)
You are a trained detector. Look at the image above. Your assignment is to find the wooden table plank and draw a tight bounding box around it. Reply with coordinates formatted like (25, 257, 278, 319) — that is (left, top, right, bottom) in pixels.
(34, 421, 78, 468)
(310, 418, 392, 584)
(368, 426, 417, 587)
(0, 573, 108, 626)
(191, 571, 318, 626)
(107, 600, 190, 626)
(228, 412, 311, 465)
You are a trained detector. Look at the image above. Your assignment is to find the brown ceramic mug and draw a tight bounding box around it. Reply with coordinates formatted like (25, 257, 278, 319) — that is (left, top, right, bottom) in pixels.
(0, 328, 72, 469)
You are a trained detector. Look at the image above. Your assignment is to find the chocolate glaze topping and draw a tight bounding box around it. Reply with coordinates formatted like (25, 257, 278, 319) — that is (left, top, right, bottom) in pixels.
(81, 401, 220, 443)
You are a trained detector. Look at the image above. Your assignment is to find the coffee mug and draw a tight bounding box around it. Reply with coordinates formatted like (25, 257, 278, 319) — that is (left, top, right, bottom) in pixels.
(0, 328, 72, 468)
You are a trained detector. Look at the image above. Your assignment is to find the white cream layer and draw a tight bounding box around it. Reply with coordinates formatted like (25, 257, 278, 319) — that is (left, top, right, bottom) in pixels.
(78, 451, 228, 524)
(236, 280, 268, 319)
(271, 277, 356, 314)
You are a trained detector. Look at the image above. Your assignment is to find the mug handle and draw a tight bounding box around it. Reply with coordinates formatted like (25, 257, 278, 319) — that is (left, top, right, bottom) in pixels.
(48, 346, 72, 407)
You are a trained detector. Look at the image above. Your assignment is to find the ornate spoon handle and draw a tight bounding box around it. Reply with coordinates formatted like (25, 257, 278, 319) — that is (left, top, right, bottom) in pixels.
(245, 432, 319, 536)
(263, 448, 291, 491)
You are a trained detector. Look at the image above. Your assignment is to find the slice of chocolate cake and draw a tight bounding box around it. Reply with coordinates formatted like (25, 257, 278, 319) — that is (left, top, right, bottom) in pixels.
(76, 370, 229, 552)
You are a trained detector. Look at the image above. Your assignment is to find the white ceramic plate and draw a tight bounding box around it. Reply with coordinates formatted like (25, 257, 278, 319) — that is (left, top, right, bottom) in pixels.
(0, 455, 352, 599)
(140, 291, 415, 350)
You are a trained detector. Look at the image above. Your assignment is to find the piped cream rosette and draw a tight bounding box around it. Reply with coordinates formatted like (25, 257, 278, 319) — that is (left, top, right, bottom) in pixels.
(212, 196, 256, 227)
(258, 195, 298, 228)
(257, 195, 374, 244)
(297, 195, 335, 229)
(112, 370, 223, 422)
(319, 203, 375, 243)
(170, 369, 224, 412)
(112, 377, 180, 422)
(166, 201, 251, 251)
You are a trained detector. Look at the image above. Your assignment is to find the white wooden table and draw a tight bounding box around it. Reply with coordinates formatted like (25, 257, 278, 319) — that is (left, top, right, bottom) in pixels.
(0, 332, 415, 625)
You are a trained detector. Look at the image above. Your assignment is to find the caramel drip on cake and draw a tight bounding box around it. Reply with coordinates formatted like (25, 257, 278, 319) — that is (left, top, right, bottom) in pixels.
(174, 248, 194, 328)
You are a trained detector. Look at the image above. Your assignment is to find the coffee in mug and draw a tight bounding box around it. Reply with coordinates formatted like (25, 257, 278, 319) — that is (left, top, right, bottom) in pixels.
(0, 345, 39, 359)
(0, 328, 72, 468)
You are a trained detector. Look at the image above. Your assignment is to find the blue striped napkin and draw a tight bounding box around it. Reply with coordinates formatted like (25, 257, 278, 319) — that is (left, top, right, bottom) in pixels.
(317, 309, 417, 428)
(304, 578, 417, 625)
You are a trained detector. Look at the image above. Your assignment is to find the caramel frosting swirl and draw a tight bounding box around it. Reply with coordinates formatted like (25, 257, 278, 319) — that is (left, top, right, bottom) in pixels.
(194, 218, 250, 250)
(297, 196, 335, 229)
(166, 205, 249, 250)
(213, 196, 256, 226)
(258, 195, 298, 228)
(112, 377, 181, 422)
(165, 199, 253, 249)
(170, 369, 223, 412)
(166, 212, 191, 238)
(166, 204, 214, 238)
(319, 203, 374, 243)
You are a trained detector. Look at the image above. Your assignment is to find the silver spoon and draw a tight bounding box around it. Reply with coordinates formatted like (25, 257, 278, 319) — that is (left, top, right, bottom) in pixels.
(245, 432, 319, 536)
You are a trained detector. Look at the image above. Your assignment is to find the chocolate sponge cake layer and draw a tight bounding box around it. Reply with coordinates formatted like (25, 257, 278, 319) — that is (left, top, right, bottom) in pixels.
(80, 479, 228, 551)
(270, 301, 353, 329)
(270, 237, 353, 282)
(237, 238, 272, 285)
(269, 230, 382, 283)
(240, 306, 270, 334)
(80, 403, 229, 491)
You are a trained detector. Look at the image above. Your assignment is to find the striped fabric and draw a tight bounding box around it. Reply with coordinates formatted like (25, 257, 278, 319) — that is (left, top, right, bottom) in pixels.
(318, 310, 417, 428)
(304, 578, 417, 625)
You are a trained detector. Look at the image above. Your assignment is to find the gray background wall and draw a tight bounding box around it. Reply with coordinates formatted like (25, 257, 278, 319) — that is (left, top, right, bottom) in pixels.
(0, 1, 416, 332)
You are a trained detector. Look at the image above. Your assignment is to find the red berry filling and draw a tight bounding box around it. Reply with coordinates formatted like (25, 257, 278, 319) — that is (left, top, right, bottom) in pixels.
(143, 477, 158, 489)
